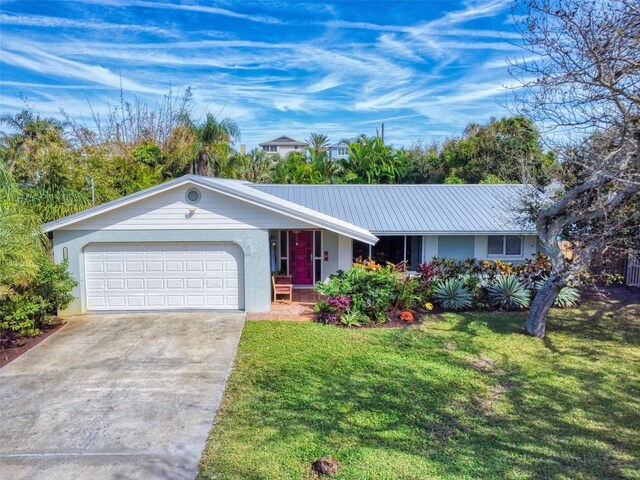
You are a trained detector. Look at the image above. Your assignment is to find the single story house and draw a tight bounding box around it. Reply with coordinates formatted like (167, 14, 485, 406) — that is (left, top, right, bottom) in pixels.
(42, 175, 540, 315)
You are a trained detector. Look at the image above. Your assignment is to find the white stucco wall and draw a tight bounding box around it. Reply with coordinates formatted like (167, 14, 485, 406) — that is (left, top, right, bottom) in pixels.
(277, 146, 305, 157)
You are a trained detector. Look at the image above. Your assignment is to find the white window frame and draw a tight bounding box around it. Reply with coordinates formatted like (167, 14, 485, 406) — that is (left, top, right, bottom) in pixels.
(367, 235, 423, 272)
(487, 235, 524, 258)
(314, 230, 323, 283)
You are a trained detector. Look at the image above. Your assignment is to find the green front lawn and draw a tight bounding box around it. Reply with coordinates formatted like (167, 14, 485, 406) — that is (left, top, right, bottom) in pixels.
(199, 298, 640, 480)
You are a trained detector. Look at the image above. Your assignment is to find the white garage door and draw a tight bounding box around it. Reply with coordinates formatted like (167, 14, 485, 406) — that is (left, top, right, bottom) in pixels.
(84, 243, 244, 311)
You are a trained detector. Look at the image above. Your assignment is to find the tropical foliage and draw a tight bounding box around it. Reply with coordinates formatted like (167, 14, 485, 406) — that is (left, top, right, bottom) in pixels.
(488, 275, 531, 309)
(433, 278, 473, 310)
(314, 254, 578, 327)
(535, 279, 580, 308)
(0, 163, 76, 342)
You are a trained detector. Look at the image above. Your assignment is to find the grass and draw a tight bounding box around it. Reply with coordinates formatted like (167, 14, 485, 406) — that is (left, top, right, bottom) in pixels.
(198, 298, 640, 480)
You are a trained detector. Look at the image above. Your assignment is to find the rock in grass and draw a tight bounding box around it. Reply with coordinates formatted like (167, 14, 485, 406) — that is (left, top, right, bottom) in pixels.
(312, 455, 339, 476)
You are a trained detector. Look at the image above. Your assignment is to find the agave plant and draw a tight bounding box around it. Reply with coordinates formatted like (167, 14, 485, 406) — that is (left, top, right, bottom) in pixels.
(433, 278, 472, 310)
(488, 275, 531, 309)
(534, 279, 580, 307)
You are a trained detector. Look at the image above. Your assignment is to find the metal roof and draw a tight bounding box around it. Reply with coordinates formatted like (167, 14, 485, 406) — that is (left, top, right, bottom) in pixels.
(251, 184, 538, 234)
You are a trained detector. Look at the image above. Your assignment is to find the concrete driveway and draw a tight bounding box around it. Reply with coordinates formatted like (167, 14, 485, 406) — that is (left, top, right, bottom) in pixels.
(0, 312, 245, 480)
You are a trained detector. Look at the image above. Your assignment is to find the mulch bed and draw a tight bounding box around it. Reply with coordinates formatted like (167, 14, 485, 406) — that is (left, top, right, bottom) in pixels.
(0, 319, 66, 369)
(323, 306, 437, 328)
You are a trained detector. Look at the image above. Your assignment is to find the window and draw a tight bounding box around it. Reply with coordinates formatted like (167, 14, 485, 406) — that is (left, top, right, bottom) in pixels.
(314, 231, 322, 282)
(352, 235, 423, 270)
(185, 188, 201, 204)
(352, 240, 371, 262)
(262, 145, 277, 152)
(337, 147, 348, 156)
(373, 236, 405, 265)
(488, 235, 523, 256)
(279, 230, 288, 274)
(406, 236, 423, 271)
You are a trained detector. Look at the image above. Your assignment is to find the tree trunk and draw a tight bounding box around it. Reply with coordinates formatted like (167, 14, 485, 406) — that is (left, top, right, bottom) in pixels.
(525, 273, 566, 338)
(196, 151, 211, 176)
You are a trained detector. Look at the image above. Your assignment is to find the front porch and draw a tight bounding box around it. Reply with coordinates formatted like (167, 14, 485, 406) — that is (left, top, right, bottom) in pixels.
(246, 288, 321, 321)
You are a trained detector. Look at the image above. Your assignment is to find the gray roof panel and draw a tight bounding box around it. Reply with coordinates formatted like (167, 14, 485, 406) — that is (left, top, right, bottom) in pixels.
(251, 184, 538, 234)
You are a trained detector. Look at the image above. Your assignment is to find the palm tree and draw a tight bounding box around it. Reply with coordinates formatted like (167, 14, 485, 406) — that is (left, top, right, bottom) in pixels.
(243, 148, 273, 183)
(305, 133, 330, 157)
(0, 110, 68, 181)
(179, 114, 241, 176)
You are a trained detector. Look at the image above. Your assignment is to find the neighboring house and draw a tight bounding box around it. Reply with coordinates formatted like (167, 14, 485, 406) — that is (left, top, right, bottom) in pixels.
(259, 136, 308, 157)
(43, 176, 540, 315)
(328, 141, 350, 160)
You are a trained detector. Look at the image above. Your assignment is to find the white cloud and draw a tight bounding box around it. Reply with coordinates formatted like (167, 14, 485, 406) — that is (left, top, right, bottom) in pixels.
(0, 13, 175, 36)
(78, 0, 284, 25)
(1, 42, 164, 95)
(306, 76, 342, 93)
(0, 0, 523, 149)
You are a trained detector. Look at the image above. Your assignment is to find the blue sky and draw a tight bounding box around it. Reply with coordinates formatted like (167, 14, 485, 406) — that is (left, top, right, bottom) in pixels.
(0, 0, 525, 149)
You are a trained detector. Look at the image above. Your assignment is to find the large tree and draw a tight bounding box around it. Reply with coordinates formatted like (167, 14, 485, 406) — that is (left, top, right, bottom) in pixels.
(180, 114, 241, 176)
(0, 110, 93, 221)
(511, 0, 640, 337)
(343, 135, 407, 184)
(305, 133, 330, 158)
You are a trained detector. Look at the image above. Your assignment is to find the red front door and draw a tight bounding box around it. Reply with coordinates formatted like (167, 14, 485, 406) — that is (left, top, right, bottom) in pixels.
(289, 231, 313, 285)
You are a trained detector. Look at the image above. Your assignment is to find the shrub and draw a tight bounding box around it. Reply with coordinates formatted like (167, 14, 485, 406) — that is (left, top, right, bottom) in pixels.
(433, 278, 473, 310)
(316, 265, 398, 322)
(554, 286, 580, 307)
(340, 309, 369, 327)
(417, 262, 438, 285)
(419, 254, 553, 289)
(327, 295, 351, 312)
(316, 311, 338, 324)
(28, 257, 76, 324)
(394, 275, 423, 310)
(488, 275, 531, 309)
(0, 257, 76, 337)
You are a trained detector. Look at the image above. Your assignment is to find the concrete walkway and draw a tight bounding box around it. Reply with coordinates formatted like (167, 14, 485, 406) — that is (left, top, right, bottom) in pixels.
(0, 312, 245, 480)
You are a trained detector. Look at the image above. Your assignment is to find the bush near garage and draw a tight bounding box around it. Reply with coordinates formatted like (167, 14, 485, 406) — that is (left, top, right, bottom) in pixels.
(0, 257, 76, 347)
